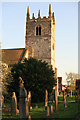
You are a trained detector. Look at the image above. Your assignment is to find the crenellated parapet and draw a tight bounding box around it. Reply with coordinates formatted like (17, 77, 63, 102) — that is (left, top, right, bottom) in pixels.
(26, 4, 55, 24)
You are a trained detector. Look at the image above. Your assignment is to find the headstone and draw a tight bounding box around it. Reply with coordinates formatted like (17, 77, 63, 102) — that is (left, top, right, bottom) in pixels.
(49, 105, 53, 118)
(35, 104, 38, 108)
(55, 86, 58, 112)
(45, 106, 49, 117)
(54, 68, 58, 112)
(75, 92, 77, 103)
(28, 115, 31, 120)
(17, 109, 19, 114)
(30, 106, 32, 110)
(19, 77, 29, 119)
(28, 91, 31, 110)
(11, 92, 17, 116)
(45, 89, 48, 107)
(71, 90, 72, 97)
(2, 95, 4, 107)
(63, 91, 67, 109)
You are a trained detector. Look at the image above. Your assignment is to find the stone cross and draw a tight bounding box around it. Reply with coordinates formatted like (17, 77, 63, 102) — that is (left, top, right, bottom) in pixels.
(11, 92, 17, 116)
(19, 77, 29, 119)
(45, 89, 48, 107)
(63, 90, 67, 109)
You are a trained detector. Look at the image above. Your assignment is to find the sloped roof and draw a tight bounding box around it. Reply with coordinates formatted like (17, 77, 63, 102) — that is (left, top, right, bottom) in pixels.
(2, 48, 26, 65)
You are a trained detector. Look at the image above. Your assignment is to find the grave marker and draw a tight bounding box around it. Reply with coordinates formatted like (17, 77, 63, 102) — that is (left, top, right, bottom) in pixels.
(11, 92, 17, 116)
(45, 89, 48, 107)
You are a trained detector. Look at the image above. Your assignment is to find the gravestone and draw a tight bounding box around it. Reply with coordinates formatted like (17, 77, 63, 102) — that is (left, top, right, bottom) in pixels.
(19, 77, 29, 119)
(2, 95, 4, 107)
(11, 92, 17, 116)
(45, 106, 49, 118)
(55, 86, 58, 112)
(49, 105, 53, 118)
(63, 91, 67, 109)
(71, 90, 72, 97)
(28, 115, 31, 120)
(28, 91, 31, 110)
(30, 106, 32, 110)
(35, 104, 38, 108)
(45, 89, 48, 107)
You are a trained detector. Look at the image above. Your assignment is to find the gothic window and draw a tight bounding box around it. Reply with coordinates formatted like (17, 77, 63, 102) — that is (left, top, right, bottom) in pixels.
(39, 26, 41, 35)
(36, 26, 41, 35)
(36, 27, 38, 35)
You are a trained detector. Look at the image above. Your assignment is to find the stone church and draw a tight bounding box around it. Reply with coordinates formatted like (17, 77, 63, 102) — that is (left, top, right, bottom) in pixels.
(2, 4, 56, 72)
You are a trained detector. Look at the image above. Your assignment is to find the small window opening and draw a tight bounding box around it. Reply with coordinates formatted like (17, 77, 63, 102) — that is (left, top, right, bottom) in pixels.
(39, 26, 41, 35)
(36, 27, 38, 35)
(36, 26, 41, 35)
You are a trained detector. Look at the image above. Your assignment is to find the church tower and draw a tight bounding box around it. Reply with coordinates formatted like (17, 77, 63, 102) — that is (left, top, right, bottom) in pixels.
(25, 4, 55, 70)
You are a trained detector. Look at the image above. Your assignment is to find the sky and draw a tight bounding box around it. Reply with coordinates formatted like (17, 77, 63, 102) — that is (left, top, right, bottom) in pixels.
(1, 2, 78, 84)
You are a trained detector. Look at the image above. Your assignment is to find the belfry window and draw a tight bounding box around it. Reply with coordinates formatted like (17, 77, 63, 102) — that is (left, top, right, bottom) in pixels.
(36, 26, 41, 35)
(39, 26, 41, 35)
(36, 27, 38, 35)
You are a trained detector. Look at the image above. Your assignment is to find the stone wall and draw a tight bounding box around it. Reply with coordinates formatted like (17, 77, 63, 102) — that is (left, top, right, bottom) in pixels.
(26, 9, 55, 70)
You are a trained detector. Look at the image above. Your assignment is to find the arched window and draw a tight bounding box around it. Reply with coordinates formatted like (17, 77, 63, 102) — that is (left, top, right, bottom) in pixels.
(36, 26, 41, 35)
(36, 27, 38, 35)
(39, 26, 41, 35)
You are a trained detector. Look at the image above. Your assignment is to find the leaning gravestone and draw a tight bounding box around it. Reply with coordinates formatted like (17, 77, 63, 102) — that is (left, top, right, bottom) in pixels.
(63, 90, 67, 109)
(19, 77, 29, 119)
(45, 89, 48, 107)
(11, 92, 17, 116)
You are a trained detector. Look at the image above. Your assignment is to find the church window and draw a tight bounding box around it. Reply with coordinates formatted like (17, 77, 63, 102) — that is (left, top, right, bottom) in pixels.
(39, 26, 41, 35)
(36, 27, 38, 35)
(36, 26, 41, 35)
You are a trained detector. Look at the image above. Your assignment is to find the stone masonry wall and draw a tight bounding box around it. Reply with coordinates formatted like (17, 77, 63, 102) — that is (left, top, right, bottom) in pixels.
(26, 11, 55, 70)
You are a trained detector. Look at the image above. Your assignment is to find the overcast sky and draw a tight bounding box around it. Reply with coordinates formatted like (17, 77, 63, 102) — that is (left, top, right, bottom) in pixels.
(1, 2, 78, 84)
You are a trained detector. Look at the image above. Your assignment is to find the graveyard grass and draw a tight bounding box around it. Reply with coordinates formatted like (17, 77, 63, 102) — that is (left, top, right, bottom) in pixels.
(2, 96, 80, 119)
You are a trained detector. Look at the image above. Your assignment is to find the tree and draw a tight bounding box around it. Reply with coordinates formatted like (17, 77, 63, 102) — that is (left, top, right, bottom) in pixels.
(66, 72, 78, 92)
(7, 58, 56, 103)
(1, 63, 13, 102)
(2, 63, 9, 96)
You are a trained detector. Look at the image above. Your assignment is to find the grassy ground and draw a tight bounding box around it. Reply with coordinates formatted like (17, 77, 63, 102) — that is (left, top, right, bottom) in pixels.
(2, 96, 80, 119)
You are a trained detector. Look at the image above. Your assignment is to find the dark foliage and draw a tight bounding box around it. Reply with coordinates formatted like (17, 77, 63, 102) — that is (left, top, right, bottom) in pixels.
(7, 58, 56, 103)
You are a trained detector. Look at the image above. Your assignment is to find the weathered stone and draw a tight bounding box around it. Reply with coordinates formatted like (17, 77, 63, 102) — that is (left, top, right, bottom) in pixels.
(11, 92, 17, 116)
(30, 106, 32, 110)
(49, 105, 53, 117)
(45, 106, 49, 117)
(35, 104, 38, 108)
(63, 91, 67, 109)
(17, 109, 19, 114)
(28, 115, 31, 120)
(45, 89, 48, 107)
(19, 77, 29, 119)
(54, 86, 58, 112)
(2, 95, 4, 107)
(28, 91, 31, 110)
(71, 90, 72, 97)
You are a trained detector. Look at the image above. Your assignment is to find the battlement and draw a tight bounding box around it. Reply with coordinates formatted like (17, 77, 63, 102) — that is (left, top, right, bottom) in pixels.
(26, 4, 55, 24)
